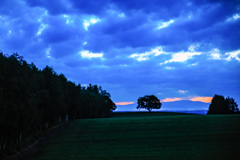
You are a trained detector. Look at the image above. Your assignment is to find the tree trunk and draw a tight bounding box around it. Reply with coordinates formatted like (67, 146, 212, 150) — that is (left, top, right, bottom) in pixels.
(45, 122, 49, 129)
(0, 134, 4, 151)
(65, 114, 68, 122)
(3, 141, 5, 150)
(59, 116, 61, 122)
(19, 132, 22, 143)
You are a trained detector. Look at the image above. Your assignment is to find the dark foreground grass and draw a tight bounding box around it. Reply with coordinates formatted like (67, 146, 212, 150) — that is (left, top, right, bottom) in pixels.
(27, 113, 240, 160)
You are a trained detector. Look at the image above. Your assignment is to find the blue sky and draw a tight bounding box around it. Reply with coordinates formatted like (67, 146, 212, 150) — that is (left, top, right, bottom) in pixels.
(1, 0, 240, 111)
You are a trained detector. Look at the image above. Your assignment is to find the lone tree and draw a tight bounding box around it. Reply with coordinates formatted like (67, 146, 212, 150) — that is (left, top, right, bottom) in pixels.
(137, 95, 162, 112)
(207, 94, 239, 114)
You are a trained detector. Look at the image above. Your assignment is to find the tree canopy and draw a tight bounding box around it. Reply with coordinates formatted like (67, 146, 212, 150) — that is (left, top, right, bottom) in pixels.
(137, 95, 162, 112)
(207, 94, 239, 114)
(0, 51, 116, 157)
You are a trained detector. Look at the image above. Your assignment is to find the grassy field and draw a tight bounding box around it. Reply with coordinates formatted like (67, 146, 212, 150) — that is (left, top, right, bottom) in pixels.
(27, 112, 240, 160)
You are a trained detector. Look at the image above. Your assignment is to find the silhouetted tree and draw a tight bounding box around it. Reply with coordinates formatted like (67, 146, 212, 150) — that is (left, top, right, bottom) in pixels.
(208, 94, 239, 114)
(225, 96, 239, 113)
(137, 95, 162, 112)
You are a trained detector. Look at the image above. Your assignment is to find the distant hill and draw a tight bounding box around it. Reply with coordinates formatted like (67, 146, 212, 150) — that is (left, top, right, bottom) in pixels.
(115, 100, 210, 113)
(161, 100, 210, 111)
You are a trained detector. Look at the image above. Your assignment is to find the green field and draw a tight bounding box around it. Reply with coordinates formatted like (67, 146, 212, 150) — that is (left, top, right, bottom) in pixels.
(28, 112, 240, 160)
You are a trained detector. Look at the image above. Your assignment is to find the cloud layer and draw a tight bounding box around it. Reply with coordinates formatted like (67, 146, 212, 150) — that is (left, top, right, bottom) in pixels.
(1, 0, 240, 110)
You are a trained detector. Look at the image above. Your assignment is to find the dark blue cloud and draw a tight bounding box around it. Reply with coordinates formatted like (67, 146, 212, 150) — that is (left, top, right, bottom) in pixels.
(91, 11, 148, 35)
(111, 0, 189, 19)
(71, 0, 111, 15)
(25, 0, 71, 15)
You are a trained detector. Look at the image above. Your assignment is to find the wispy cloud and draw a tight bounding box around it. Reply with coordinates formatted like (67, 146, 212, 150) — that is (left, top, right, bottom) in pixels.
(227, 13, 240, 21)
(209, 48, 221, 60)
(162, 96, 212, 103)
(83, 16, 101, 30)
(165, 66, 174, 70)
(157, 19, 175, 29)
(225, 49, 240, 62)
(161, 51, 202, 64)
(129, 46, 166, 61)
(80, 50, 103, 59)
(115, 102, 134, 105)
(37, 24, 48, 36)
(162, 98, 184, 102)
(178, 90, 188, 94)
(188, 44, 200, 52)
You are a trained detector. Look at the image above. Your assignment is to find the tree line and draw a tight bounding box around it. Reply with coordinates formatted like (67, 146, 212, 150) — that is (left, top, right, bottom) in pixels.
(0, 51, 116, 157)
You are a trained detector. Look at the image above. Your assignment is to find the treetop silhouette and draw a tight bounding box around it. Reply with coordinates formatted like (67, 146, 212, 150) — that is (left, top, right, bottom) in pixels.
(137, 95, 162, 112)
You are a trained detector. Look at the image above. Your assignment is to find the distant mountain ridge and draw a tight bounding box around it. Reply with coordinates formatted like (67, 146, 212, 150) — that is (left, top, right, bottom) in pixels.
(161, 100, 210, 111)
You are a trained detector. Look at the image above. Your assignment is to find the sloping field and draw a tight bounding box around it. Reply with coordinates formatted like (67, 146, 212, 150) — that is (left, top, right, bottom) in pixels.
(28, 113, 240, 160)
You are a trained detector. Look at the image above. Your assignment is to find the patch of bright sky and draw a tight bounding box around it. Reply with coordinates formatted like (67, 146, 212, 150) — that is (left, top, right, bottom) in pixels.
(118, 13, 125, 18)
(80, 50, 103, 59)
(225, 49, 240, 62)
(129, 46, 166, 61)
(0, 15, 11, 26)
(227, 13, 240, 21)
(83, 41, 87, 45)
(157, 19, 175, 29)
(83, 16, 101, 30)
(81, 84, 88, 87)
(0, 15, 6, 22)
(187, 12, 193, 19)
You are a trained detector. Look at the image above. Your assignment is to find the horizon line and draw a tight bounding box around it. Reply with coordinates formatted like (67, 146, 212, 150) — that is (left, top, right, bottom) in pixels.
(115, 96, 212, 106)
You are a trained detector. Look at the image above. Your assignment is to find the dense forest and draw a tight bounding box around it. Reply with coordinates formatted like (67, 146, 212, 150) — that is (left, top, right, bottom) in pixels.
(0, 51, 116, 157)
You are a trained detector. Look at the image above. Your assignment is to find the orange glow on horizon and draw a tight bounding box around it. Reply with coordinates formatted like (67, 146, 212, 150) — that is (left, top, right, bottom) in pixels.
(190, 97, 212, 103)
(162, 98, 184, 102)
(115, 102, 134, 105)
(162, 96, 213, 103)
